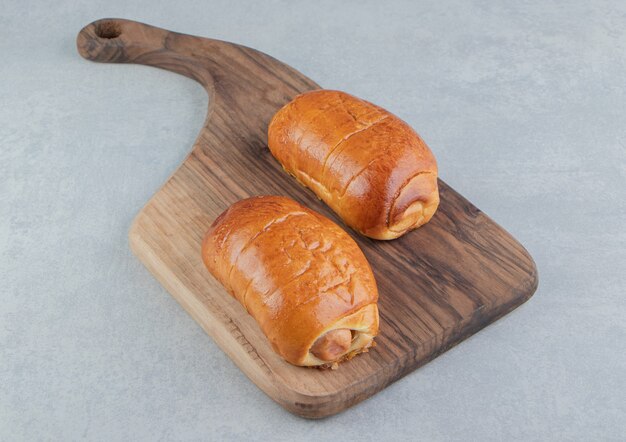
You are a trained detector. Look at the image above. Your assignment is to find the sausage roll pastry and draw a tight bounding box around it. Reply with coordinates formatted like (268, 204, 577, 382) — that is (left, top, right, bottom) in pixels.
(268, 89, 439, 240)
(201, 196, 379, 367)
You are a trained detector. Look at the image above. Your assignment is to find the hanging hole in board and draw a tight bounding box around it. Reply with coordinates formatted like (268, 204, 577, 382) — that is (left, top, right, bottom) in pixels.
(95, 21, 121, 39)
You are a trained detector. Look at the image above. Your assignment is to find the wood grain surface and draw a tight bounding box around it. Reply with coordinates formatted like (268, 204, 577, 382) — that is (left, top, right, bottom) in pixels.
(77, 18, 538, 418)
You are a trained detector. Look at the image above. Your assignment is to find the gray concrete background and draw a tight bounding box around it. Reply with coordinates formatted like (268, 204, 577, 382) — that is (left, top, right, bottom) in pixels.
(1, 0, 625, 440)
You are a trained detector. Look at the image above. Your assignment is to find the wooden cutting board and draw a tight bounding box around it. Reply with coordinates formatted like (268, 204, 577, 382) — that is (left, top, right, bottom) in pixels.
(77, 19, 538, 418)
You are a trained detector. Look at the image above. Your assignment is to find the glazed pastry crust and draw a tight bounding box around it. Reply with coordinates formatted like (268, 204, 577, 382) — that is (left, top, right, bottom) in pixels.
(268, 90, 439, 240)
(201, 196, 379, 366)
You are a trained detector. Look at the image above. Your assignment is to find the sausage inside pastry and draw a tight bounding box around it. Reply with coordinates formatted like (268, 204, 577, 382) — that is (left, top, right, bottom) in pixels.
(201, 196, 379, 367)
(268, 90, 439, 240)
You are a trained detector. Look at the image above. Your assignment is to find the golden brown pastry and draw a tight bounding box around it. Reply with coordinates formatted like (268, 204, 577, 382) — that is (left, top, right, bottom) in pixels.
(268, 89, 439, 240)
(201, 196, 379, 367)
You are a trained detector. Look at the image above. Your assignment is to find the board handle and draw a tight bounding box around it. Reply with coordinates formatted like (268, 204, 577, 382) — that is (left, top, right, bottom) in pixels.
(77, 18, 318, 111)
(77, 19, 164, 63)
(77, 18, 221, 90)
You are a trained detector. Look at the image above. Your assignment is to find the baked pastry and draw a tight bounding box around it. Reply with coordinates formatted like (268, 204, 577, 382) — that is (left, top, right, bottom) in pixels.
(201, 196, 379, 367)
(268, 90, 439, 240)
